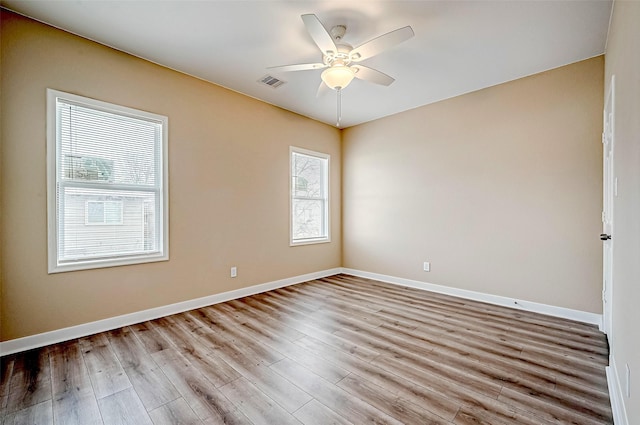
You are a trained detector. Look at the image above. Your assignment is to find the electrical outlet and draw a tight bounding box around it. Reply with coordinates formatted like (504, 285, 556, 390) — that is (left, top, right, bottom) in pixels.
(423, 262, 430, 272)
(230, 266, 237, 278)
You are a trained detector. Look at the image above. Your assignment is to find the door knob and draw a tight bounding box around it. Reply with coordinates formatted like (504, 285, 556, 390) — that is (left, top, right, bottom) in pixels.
(600, 233, 612, 241)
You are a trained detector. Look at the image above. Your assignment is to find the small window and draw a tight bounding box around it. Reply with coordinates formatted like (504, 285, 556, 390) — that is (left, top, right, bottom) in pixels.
(47, 89, 169, 273)
(85, 201, 123, 225)
(290, 147, 330, 245)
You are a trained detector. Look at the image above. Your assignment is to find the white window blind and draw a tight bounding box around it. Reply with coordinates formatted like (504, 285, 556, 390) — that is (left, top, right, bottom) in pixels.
(47, 89, 168, 273)
(290, 147, 330, 245)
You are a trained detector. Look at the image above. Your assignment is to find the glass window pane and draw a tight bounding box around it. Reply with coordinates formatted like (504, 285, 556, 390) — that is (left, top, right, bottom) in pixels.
(86, 201, 105, 224)
(104, 201, 123, 224)
(293, 152, 322, 198)
(292, 199, 324, 240)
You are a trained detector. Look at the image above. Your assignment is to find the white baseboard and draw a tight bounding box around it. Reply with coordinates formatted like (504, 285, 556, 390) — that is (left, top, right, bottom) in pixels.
(607, 356, 630, 425)
(341, 268, 603, 326)
(0, 268, 341, 356)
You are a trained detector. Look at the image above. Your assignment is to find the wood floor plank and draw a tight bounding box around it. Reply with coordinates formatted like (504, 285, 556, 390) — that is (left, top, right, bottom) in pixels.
(79, 334, 131, 399)
(5, 378, 52, 416)
(293, 336, 460, 421)
(504, 378, 613, 421)
(128, 322, 172, 354)
(2, 399, 53, 425)
(49, 340, 90, 396)
(0, 356, 14, 396)
(199, 306, 285, 365)
(106, 327, 181, 410)
(270, 358, 405, 425)
(220, 377, 302, 425)
(0, 274, 611, 425)
(5, 348, 52, 415)
(52, 387, 103, 425)
(150, 315, 241, 388)
(444, 316, 606, 367)
(187, 308, 281, 365)
(453, 404, 555, 425)
(0, 393, 8, 419)
(369, 354, 561, 425)
(214, 302, 350, 384)
(332, 326, 438, 364)
(369, 343, 503, 399)
(275, 286, 385, 329)
(336, 373, 453, 425)
(498, 386, 612, 425)
(293, 399, 354, 425)
(227, 299, 307, 341)
(148, 397, 201, 425)
(97, 387, 153, 425)
(151, 348, 250, 424)
(209, 341, 313, 414)
(378, 323, 559, 389)
(554, 376, 611, 406)
(251, 295, 343, 334)
(49, 340, 102, 425)
(105, 328, 147, 369)
(286, 283, 381, 315)
(9, 347, 50, 391)
(246, 297, 381, 362)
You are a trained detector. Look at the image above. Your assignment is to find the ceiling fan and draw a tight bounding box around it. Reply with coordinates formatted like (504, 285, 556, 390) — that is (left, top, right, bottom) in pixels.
(268, 14, 414, 126)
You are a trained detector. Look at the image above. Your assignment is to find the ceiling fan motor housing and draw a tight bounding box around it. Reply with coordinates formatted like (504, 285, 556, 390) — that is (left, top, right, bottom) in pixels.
(323, 43, 355, 67)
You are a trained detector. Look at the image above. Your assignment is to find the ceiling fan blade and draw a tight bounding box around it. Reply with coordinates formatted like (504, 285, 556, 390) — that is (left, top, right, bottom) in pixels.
(352, 65, 395, 86)
(316, 81, 330, 97)
(301, 14, 338, 55)
(267, 63, 327, 73)
(350, 26, 414, 61)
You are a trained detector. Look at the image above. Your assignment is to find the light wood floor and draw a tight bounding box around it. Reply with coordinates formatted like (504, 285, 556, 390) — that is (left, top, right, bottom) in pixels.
(0, 274, 612, 425)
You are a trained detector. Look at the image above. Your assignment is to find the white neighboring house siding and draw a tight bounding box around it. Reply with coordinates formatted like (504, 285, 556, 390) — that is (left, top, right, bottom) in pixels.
(62, 195, 148, 258)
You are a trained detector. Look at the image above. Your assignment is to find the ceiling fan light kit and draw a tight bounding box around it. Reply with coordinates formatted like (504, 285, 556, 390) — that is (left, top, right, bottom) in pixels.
(321, 63, 355, 90)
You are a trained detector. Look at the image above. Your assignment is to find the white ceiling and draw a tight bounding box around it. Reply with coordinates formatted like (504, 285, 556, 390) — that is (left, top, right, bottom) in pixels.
(2, 0, 612, 128)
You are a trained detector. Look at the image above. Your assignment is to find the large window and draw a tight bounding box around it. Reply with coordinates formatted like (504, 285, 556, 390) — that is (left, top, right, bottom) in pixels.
(47, 89, 168, 273)
(290, 147, 330, 245)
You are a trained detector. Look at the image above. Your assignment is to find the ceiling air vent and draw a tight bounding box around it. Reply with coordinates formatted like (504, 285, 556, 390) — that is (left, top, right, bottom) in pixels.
(259, 75, 286, 88)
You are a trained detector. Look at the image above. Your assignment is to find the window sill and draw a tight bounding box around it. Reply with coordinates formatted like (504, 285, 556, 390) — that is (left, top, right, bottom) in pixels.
(290, 238, 331, 247)
(49, 252, 168, 274)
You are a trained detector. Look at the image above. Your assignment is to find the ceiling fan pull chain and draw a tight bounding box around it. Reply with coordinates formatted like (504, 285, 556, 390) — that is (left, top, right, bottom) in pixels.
(337, 88, 342, 127)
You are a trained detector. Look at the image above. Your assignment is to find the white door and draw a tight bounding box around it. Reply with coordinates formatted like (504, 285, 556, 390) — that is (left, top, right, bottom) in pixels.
(602, 75, 615, 337)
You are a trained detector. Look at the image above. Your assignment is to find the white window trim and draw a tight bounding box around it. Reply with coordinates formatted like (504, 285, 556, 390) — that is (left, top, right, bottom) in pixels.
(46, 89, 169, 273)
(289, 146, 330, 246)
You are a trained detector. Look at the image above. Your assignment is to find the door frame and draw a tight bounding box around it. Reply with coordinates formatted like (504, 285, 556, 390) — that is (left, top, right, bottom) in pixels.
(602, 74, 615, 337)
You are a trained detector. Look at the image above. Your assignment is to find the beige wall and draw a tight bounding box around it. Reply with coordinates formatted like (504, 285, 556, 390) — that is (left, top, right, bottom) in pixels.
(0, 11, 341, 341)
(343, 56, 604, 313)
(604, 1, 640, 422)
